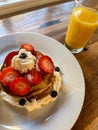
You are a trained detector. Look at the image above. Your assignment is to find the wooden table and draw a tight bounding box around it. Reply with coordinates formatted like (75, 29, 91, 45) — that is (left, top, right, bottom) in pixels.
(0, 1, 98, 130)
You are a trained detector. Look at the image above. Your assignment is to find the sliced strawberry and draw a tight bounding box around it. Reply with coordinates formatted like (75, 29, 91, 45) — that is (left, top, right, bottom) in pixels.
(10, 77, 31, 96)
(35, 50, 44, 59)
(38, 55, 54, 74)
(25, 69, 43, 85)
(4, 51, 18, 67)
(20, 44, 35, 54)
(0, 66, 21, 87)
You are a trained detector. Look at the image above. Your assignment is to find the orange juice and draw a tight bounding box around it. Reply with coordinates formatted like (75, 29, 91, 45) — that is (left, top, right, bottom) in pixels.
(65, 6, 98, 49)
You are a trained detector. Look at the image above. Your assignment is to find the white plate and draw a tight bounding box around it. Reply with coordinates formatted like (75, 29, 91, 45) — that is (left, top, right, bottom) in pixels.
(0, 32, 85, 130)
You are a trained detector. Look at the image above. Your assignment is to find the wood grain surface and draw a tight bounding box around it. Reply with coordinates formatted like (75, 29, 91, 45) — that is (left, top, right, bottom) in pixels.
(0, 1, 98, 130)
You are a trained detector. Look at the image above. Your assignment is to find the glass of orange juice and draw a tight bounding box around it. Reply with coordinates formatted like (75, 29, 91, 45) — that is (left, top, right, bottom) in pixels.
(65, 0, 98, 53)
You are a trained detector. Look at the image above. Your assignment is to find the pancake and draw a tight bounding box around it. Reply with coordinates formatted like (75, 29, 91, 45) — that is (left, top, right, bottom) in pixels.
(0, 71, 61, 112)
(0, 44, 62, 112)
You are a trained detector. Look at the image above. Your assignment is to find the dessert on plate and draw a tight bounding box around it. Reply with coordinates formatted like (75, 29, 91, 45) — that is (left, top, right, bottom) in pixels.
(0, 43, 62, 112)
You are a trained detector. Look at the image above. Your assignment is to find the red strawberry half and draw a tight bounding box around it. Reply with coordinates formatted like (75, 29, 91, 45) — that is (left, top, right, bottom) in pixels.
(20, 44, 35, 54)
(38, 55, 54, 74)
(35, 50, 44, 59)
(10, 77, 31, 96)
(0, 66, 21, 87)
(25, 69, 43, 85)
(4, 51, 18, 67)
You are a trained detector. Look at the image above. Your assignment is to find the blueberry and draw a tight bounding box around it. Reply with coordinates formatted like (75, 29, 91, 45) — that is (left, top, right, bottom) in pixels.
(19, 98, 26, 105)
(55, 66, 60, 72)
(51, 90, 58, 98)
(19, 53, 27, 58)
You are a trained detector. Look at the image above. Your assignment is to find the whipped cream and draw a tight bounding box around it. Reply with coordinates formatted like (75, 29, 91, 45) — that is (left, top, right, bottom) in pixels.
(11, 49, 36, 73)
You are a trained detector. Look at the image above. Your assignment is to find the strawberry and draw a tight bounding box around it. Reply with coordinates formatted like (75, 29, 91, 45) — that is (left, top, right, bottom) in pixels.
(35, 50, 44, 59)
(25, 69, 43, 85)
(0, 66, 21, 87)
(20, 44, 35, 54)
(4, 51, 18, 67)
(10, 77, 31, 96)
(38, 55, 54, 74)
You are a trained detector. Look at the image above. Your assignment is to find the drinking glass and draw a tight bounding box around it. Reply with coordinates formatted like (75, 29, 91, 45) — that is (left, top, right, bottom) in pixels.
(65, 0, 98, 53)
